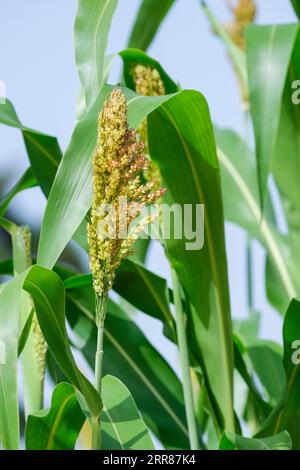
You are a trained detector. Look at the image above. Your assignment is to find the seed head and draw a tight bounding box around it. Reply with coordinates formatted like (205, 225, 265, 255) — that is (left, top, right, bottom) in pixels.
(87, 88, 165, 301)
(19, 226, 47, 383)
(132, 64, 165, 97)
(131, 65, 165, 186)
(226, 0, 256, 50)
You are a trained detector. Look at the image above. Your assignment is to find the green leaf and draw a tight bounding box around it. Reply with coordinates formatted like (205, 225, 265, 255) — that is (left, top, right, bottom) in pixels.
(0, 216, 17, 235)
(246, 24, 299, 207)
(148, 90, 235, 431)
(0, 168, 36, 217)
(291, 0, 300, 19)
(37, 87, 177, 269)
(74, 0, 118, 110)
(114, 259, 175, 336)
(0, 274, 25, 449)
(263, 299, 300, 448)
(120, 48, 178, 94)
(25, 383, 85, 450)
(18, 308, 34, 357)
(247, 341, 285, 406)
(220, 430, 292, 450)
(216, 129, 298, 306)
(24, 266, 101, 418)
(233, 339, 271, 424)
(64, 284, 190, 449)
(271, 33, 300, 281)
(0, 265, 101, 435)
(0, 100, 62, 197)
(127, 0, 176, 51)
(234, 311, 260, 344)
(101, 375, 154, 450)
(201, 1, 247, 88)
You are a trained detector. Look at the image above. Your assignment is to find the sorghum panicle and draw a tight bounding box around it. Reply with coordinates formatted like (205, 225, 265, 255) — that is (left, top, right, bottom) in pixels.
(87, 88, 165, 306)
(21, 226, 47, 383)
(131, 64, 165, 185)
(226, 0, 256, 50)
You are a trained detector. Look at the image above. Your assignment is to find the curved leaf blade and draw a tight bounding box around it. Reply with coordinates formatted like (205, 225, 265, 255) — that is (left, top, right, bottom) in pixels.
(101, 375, 154, 450)
(74, 0, 118, 109)
(0, 99, 62, 197)
(291, 0, 300, 20)
(0, 168, 36, 217)
(246, 24, 299, 207)
(127, 0, 176, 51)
(25, 383, 85, 450)
(148, 90, 235, 431)
(220, 430, 292, 450)
(120, 48, 178, 94)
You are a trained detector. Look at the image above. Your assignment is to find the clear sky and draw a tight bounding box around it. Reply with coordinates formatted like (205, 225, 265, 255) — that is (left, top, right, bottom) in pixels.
(0, 0, 296, 358)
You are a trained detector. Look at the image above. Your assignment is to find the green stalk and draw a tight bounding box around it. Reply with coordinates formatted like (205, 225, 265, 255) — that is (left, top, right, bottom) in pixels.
(171, 269, 199, 450)
(246, 237, 254, 310)
(91, 294, 107, 450)
(243, 110, 255, 313)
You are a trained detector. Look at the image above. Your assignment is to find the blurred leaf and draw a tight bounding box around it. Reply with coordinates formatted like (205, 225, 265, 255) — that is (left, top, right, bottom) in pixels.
(260, 299, 300, 448)
(0, 274, 25, 449)
(148, 90, 235, 431)
(0, 168, 36, 217)
(201, 1, 247, 87)
(120, 48, 178, 94)
(216, 129, 261, 239)
(291, 0, 300, 19)
(114, 259, 175, 336)
(233, 311, 260, 343)
(220, 430, 292, 450)
(0, 216, 16, 235)
(25, 383, 85, 450)
(246, 24, 299, 207)
(216, 129, 298, 308)
(64, 283, 190, 449)
(101, 375, 154, 450)
(128, 0, 176, 51)
(0, 99, 62, 196)
(74, 0, 118, 110)
(271, 33, 300, 279)
(234, 339, 271, 423)
(247, 341, 285, 406)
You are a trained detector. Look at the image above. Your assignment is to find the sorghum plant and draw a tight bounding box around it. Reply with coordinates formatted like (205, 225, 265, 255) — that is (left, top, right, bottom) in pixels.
(0, 0, 300, 453)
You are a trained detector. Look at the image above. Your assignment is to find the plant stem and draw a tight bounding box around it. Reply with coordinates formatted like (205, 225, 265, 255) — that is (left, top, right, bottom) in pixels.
(246, 236, 254, 310)
(243, 110, 255, 313)
(171, 269, 199, 450)
(95, 324, 104, 395)
(91, 294, 107, 450)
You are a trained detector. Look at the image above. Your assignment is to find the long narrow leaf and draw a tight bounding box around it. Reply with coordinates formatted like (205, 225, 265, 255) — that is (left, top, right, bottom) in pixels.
(127, 0, 176, 51)
(74, 0, 118, 109)
(148, 91, 235, 431)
